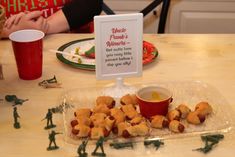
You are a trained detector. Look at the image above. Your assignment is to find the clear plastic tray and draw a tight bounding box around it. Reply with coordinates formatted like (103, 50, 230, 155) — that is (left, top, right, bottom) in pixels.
(60, 81, 233, 146)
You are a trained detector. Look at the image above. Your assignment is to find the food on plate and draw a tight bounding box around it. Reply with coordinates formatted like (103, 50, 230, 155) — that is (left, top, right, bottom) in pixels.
(104, 116, 116, 131)
(76, 41, 157, 61)
(169, 120, 185, 133)
(93, 103, 110, 115)
(195, 101, 213, 116)
(120, 104, 139, 120)
(126, 122, 149, 137)
(130, 115, 145, 125)
(69, 94, 214, 140)
(90, 127, 106, 140)
(186, 101, 212, 125)
(76, 116, 91, 126)
(120, 94, 138, 106)
(84, 46, 95, 59)
(90, 113, 107, 128)
(150, 115, 169, 129)
(70, 119, 78, 127)
(187, 111, 206, 125)
(74, 108, 92, 118)
(110, 108, 126, 125)
(176, 104, 191, 119)
(96, 96, 115, 109)
(167, 109, 181, 121)
(67, 40, 158, 67)
(117, 122, 131, 137)
(73, 124, 91, 137)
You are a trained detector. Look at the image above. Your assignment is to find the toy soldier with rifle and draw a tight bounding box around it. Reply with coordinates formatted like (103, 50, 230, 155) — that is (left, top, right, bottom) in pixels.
(42, 109, 56, 129)
(13, 107, 20, 129)
(5, 95, 28, 106)
(47, 130, 62, 151)
(77, 139, 89, 157)
(92, 136, 106, 156)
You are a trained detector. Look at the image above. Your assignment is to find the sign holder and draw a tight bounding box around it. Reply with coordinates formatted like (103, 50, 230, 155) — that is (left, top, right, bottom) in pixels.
(101, 77, 136, 98)
(94, 13, 143, 98)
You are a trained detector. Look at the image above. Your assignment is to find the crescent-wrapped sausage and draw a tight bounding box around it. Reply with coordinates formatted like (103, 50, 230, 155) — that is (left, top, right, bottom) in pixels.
(176, 104, 191, 119)
(169, 120, 185, 133)
(121, 104, 138, 120)
(195, 101, 212, 116)
(187, 111, 206, 125)
(120, 94, 138, 106)
(96, 96, 115, 109)
(167, 109, 181, 121)
(73, 124, 90, 137)
(90, 113, 107, 128)
(110, 108, 126, 124)
(150, 115, 169, 129)
(117, 122, 131, 137)
(93, 103, 110, 115)
(74, 108, 91, 118)
(90, 127, 105, 140)
(126, 122, 149, 137)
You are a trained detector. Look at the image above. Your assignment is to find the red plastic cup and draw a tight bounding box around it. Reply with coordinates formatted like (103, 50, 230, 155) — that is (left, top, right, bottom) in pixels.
(136, 86, 173, 119)
(9, 29, 45, 80)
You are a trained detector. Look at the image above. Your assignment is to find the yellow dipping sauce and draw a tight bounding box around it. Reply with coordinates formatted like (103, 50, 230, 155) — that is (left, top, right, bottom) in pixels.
(140, 91, 168, 102)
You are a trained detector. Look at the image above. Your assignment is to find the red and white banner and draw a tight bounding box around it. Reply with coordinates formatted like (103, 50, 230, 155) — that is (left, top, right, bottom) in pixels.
(1, 0, 71, 18)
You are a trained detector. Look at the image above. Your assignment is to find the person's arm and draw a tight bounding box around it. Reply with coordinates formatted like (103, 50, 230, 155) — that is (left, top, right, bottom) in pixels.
(46, 9, 70, 34)
(4, 12, 29, 29)
(46, 0, 103, 34)
(1, 11, 48, 38)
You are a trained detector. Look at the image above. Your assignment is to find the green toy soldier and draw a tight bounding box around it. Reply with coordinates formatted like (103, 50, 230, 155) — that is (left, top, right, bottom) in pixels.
(92, 136, 106, 156)
(13, 98, 28, 106)
(38, 75, 61, 88)
(193, 134, 224, 154)
(47, 130, 62, 151)
(77, 139, 89, 157)
(13, 107, 20, 129)
(144, 139, 164, 150)
(5, 95, 17, 102)
(42, 109, 56, 129)
(110, 141, 134, 149)
(5, 95, 28, 106)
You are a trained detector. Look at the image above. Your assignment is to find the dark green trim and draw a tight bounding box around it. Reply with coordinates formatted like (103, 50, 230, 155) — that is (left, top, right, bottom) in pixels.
(56, 38, 158, 70)
(56, 38, 95, 71)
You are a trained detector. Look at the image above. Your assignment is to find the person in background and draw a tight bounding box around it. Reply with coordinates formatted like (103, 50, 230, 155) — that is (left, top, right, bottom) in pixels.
(0, 0, 103, 38)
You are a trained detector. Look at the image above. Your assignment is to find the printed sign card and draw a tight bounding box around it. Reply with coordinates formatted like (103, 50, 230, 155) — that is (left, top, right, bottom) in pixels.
(94, 13, 143, 80)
